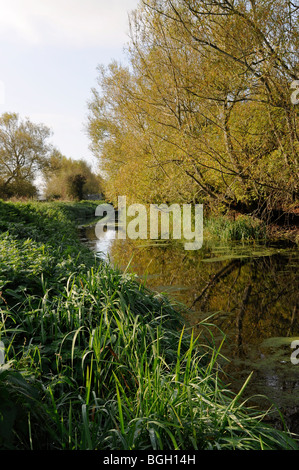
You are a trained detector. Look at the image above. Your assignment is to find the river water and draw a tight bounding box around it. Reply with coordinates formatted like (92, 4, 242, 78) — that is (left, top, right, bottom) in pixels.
(79, 221, 299, 432)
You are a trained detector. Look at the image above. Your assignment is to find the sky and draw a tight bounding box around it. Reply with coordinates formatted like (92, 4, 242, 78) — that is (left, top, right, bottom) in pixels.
(0, 0, 139, 174)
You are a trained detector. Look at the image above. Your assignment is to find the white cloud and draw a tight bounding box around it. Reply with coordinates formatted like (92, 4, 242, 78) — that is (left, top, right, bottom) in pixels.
(0, 0, 138, 48)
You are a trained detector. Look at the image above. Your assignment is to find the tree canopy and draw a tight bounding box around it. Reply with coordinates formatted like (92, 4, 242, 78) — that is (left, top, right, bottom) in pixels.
(0, 112, 53, 198)
(43, 152, 102, 200)
(87, 0, 299, 222)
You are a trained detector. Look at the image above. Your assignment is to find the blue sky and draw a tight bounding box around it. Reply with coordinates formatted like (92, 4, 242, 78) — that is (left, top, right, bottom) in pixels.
(0, 0, 139, 173)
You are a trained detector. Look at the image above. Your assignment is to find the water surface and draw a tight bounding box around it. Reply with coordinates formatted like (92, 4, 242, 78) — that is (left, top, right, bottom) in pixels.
(80, 223, 299, 431)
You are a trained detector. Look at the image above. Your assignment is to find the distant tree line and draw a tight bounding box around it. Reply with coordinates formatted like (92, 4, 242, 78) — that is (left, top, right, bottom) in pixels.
(43, 151, 102, 200)
(0, 112, 102, 200)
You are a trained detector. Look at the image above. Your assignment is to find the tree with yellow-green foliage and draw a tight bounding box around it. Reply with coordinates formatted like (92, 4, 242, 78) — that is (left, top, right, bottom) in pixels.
(43, 152, 102, 201)
(87, 0, 298, 223)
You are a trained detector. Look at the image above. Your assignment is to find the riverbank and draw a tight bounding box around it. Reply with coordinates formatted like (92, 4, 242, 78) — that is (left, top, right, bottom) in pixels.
(0, 200, 298, 450)
(203, 211, 299, 246)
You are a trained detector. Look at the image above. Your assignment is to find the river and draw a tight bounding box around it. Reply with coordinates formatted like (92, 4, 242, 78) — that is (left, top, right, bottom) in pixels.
(79, 220, 299, 433)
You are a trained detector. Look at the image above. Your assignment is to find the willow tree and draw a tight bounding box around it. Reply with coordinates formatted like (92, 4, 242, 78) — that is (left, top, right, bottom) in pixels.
(87, 0, 298, 222)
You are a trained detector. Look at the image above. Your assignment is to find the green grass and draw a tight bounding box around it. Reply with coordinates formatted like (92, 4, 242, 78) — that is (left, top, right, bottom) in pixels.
(0, 200, 297, 450)
(204, 215, 267, 241)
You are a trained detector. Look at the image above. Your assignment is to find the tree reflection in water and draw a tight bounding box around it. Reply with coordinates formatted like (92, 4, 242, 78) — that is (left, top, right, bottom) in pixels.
(82, 225, 299, 431)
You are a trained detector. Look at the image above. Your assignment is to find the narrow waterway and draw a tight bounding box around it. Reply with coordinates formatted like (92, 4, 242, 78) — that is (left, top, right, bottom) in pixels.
(79, 221, 299, 432)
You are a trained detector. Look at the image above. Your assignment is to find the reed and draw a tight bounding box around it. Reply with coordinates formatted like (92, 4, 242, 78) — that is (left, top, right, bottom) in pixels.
(204, 215, 267, 241)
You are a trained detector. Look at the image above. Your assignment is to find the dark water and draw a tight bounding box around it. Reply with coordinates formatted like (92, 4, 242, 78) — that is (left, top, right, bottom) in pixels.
(80, 223, 299, 432)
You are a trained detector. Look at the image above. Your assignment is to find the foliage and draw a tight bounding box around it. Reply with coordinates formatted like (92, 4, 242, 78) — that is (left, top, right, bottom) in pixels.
(204, 215, 267, 241)
(66, 174, 87, 201)
(87, 0, 299, 220)
(43, 153, 102, 200)
(0, 112, 54, 199)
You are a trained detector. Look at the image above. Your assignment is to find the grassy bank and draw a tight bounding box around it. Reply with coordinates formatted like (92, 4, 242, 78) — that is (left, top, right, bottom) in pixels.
(0, 200, 297, 450)
(204, 213, 298, 245)
(204, 215, 267, 242)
